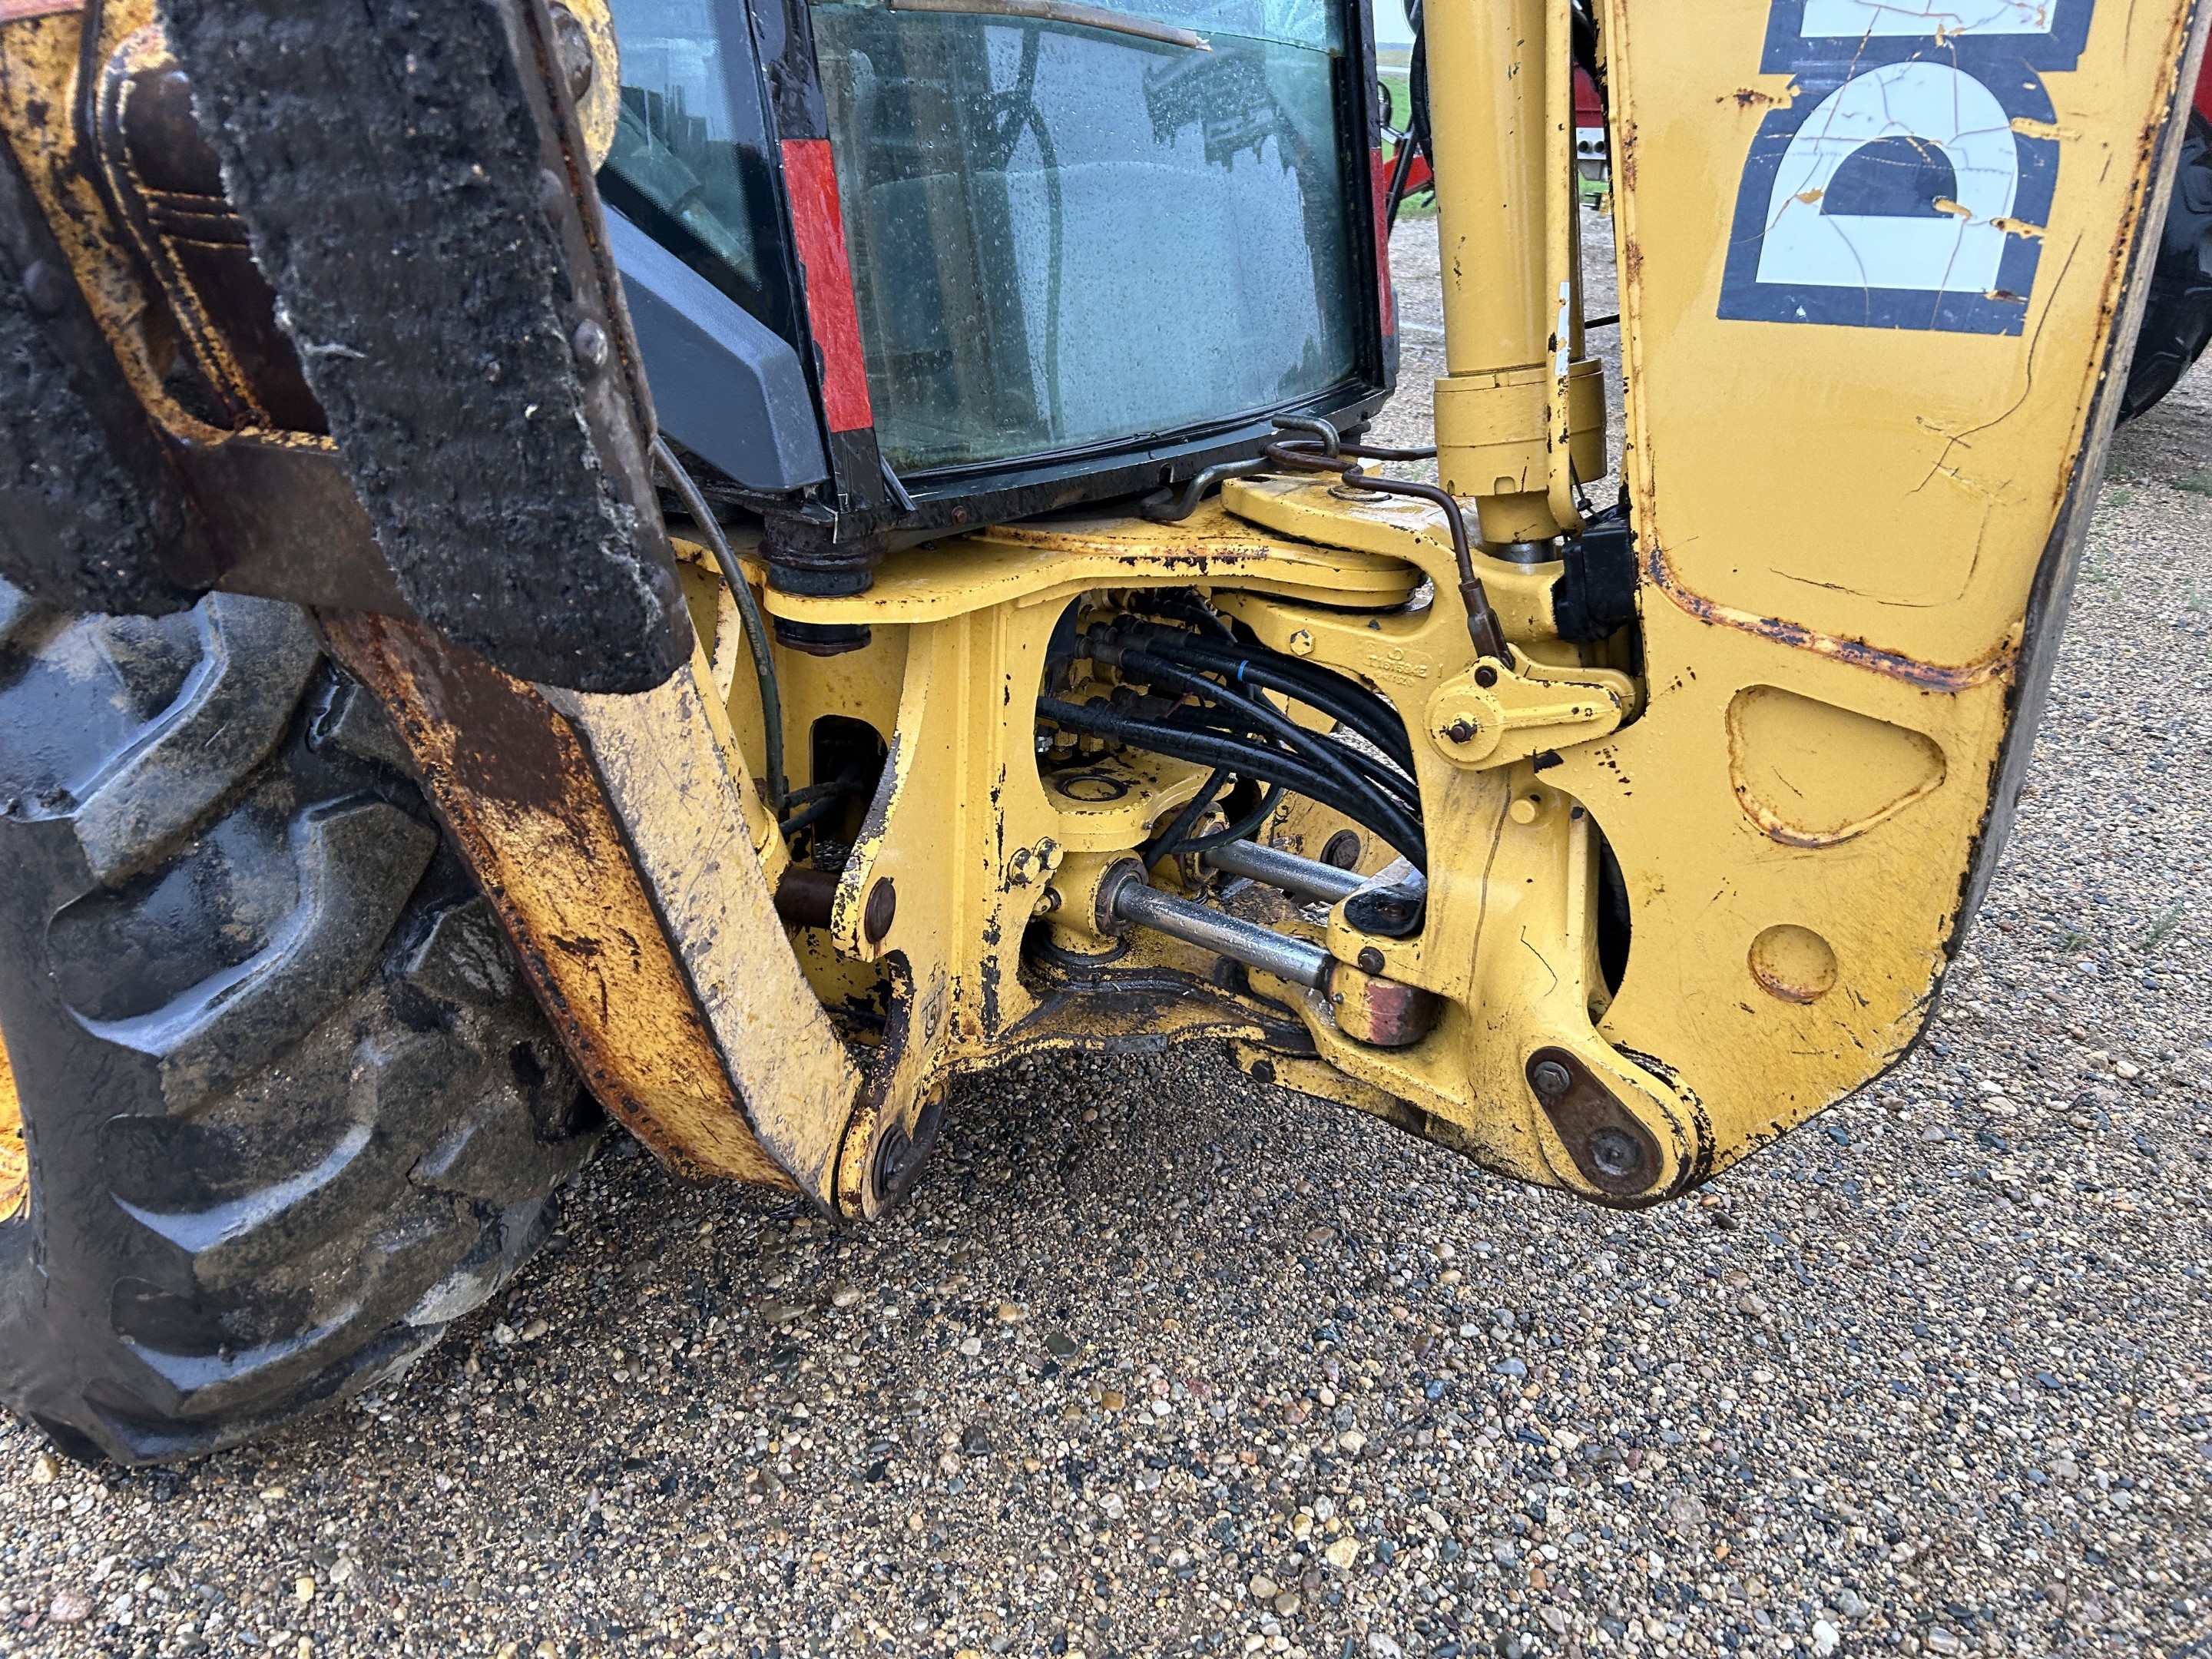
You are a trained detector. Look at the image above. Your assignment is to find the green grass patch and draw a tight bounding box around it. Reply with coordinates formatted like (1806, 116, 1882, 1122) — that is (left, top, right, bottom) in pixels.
(2179, 468, 2212, 496)
(2142, 903, 2187, 952)
(1375, 73, 1437, 219)
(1379, 71, 1411, 128)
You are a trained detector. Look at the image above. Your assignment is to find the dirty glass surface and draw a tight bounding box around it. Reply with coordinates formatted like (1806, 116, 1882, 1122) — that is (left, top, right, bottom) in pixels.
(599, 0, 795, 339)
(811, 1, 1361, 473)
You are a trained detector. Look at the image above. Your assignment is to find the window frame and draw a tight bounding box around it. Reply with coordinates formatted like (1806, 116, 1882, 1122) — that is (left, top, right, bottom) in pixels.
(617, 0, 1400, 541)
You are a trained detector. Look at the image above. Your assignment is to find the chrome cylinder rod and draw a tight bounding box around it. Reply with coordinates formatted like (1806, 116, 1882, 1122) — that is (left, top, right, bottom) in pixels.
(1108, 876, 1333, 989)
(1200, 839, 1366, 906)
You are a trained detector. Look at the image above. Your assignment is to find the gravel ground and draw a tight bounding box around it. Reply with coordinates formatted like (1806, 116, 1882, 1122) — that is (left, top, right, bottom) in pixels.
(4, 223, 2211, 1659)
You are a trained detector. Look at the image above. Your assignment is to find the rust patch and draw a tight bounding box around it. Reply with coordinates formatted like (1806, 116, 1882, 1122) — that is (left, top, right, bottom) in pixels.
(1725, 83, 1795, 110)
(1325, 962, 1437, 1048)
(321, 610, 794, 1189)
(1526, 1046, 1663, 1199)
(1642, 543, 2018, 692)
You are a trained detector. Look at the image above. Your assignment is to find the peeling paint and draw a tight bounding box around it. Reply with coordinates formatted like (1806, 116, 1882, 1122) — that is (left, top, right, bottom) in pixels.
(1724, 81, 1796, 110)
(1641, 544, 2018, 692)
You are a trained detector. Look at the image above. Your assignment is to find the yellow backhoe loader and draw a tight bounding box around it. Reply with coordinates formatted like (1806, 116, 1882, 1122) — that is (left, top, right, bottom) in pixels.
(0, 0, 2200, 1463)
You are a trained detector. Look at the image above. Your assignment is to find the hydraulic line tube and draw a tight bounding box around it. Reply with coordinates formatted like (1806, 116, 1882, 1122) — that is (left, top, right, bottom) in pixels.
(1107, 873, 1334, 989)
(1201, 839, 1366, 906)
(1103, 869, 1442, 1048)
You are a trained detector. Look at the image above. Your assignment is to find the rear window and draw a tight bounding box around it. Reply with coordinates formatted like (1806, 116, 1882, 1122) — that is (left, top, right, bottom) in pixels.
(811, 0, 1362, 473)
(601, 0, 1367, 479)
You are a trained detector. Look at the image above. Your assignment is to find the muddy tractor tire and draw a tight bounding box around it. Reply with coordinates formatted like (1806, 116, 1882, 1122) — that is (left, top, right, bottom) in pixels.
(2121, 109, 2212, 422)
(0, 586, 601, 1465)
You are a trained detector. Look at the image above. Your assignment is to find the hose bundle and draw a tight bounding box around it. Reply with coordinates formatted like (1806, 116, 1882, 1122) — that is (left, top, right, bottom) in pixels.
(1039, 611, 1428, 872)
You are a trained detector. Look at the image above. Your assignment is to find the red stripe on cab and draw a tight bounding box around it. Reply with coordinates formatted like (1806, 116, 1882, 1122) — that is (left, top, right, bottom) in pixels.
(780, 138, 876, 434)
(1370, 146, 1397, 337)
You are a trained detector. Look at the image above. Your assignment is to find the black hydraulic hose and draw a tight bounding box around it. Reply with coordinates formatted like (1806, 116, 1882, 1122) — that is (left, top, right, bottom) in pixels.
(1126, 626, 1419, 776)
(1173, 783, 1286, 854)
(1118, 615, 1409, 739)
(1132, 681, 1424, 827)
(1059, 720, 1415, 871)
(779, 790, 853, 838)
(1137, 594, 1239, 641)
(652, 437, 787, 816)
(1384, 121, 1422, 235)
(1141, 767, 1228, 863)
(1040, 697, 1426, 869)
(1118, 650, 1426, 860)
(1120, 650, 1398, 805)
(1387, 0, 1432, 230)
(1119, 645, 1423, 811)
(1262, 442, 1506, 659)
(1160, 698, 1420, 816)
(779, 767, 869, 837)
(1128, 633, 1419, 782)
(1310, 730, 1422, 812)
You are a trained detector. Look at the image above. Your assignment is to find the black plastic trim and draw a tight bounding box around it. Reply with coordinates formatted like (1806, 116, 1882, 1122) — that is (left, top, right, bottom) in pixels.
(608, 207, 827, 492)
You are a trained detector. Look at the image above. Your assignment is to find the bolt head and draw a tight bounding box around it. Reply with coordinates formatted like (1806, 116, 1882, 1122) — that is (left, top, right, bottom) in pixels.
(1356, 945, 1385, 975)
(550, 4, 595, 101)
(1445, 719, 1478, 743)
(1588, 1127, 1646, 1180)
(571, 316, 609, 373)
(1530, 1058, 1572, 1100)
(1287, 629, 1316, 657)
(1474, 664, 1498, 688)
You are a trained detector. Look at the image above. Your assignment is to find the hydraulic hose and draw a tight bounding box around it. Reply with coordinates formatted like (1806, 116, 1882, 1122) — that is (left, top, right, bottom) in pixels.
(1141, 765, 1228, 862)
(1173, 783, 1286, 853)
(1040, 697, 1427, 870)
(652, 437, 787, 816)
(1160, 698, 1419, 816)
(1121, 624, 1419, 776)
(1262, 441, 1507, 660)
(1113, 649, 1426, 859)
(1108, 634, 1422, 806)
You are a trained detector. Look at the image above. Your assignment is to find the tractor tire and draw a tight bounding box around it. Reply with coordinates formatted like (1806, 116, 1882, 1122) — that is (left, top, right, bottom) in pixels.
(2121, 110, 2212, 422)
(0, 584, 601, 1465)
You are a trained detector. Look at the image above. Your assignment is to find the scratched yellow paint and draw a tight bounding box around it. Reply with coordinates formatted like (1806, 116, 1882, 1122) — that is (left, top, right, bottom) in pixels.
(1603, 0, 2201, 671)
(0, 1028, 24, 1224)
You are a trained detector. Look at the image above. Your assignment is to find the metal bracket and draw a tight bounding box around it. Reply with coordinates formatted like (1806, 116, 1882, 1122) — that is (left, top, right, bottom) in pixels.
(1425, 647, 1631, 770)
